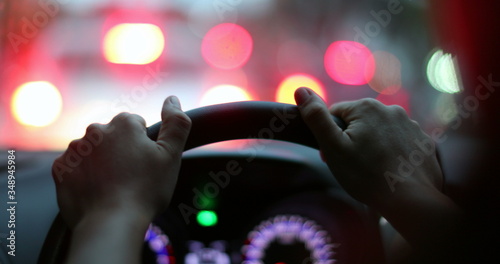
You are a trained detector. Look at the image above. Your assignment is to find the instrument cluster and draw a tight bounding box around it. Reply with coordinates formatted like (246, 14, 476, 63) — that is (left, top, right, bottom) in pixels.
(140, 145, 384, 264)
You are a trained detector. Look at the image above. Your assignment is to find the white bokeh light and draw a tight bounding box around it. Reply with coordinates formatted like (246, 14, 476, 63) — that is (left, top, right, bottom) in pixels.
(11, 81, 63, 127)
(199, 85, 253, 106)
(426, 49, 462, 94)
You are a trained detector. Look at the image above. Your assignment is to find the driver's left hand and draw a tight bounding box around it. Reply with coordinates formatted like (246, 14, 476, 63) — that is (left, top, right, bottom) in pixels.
(52, 96, 192, 230)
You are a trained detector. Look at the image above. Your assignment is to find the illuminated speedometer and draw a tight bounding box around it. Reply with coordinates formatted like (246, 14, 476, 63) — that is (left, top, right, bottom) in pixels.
(242, 215, 339, 264)
(144, 224, 176, 264)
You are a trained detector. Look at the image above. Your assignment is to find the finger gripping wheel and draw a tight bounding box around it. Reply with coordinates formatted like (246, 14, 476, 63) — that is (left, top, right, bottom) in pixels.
(147, 101, 346, 150)
(38, 101, 346, 264)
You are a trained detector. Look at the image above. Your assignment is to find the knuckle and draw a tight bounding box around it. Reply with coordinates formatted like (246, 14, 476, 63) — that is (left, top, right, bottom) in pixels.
(166, 111, 192, 132)
(129, 113, 146, 123)
(388, 104, 407, 116)
(52, 156, 63, 170)
(359, 98, 380, 105)
(302, 101, 325, 121)
(358, 98, 383, 111)
(68, 139, 80, 150)
(395, 108, 410, 121)
(410, 119, 421, 127)
(111, 113, 144, 130)
(85, 123, 103, 134)
(116, 112, 131, 119)
(112, 112, 132, 124)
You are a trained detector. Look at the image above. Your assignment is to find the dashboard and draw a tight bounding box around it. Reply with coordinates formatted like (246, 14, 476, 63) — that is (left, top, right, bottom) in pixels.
(0, 141, 385, 264)
(141, 141, 384, 264)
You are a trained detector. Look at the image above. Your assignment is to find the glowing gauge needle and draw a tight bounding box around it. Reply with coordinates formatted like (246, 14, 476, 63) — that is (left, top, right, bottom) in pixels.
(242, 215, 339, 263)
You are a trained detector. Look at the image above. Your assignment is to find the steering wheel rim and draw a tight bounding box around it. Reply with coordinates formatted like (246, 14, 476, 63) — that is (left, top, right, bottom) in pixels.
(38, 101, 346, 264)
(147, 101, 346, 150)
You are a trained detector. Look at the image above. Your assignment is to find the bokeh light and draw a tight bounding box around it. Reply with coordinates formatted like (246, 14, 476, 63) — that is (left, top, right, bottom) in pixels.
(201, 23, 253, 70)
(103, 23, 165, 65)
(11, 81, 63, 127)
(426, 49, 461, 94)
(144, 224, 175, 263)
(324, 41, 375, 85)
(276, 74, 326, 104)
(196, 210, 218, 227)
(368, 51, 402, 95)
(200, 85, 253, 106)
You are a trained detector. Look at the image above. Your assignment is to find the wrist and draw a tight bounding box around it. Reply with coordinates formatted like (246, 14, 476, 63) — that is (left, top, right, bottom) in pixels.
(73, 206, 152, 234)
(68, 208, 152, 264)
(372, 183, 464, 257)
(370, 171, 444, 212)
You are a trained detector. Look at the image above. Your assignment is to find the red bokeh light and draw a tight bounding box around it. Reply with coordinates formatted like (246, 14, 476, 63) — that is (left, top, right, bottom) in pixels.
(201, 23, 253, 70)
(324, 41, 375, 85)
(376, 87, 410, 114)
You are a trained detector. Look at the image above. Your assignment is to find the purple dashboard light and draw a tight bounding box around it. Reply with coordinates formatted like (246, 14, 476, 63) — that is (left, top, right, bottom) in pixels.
(242, 215, 339, 264)
(144, 224, 176, 264)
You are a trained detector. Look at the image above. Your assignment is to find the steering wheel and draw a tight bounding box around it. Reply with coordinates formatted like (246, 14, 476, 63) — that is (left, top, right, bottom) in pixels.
(38, 101, 346, 264)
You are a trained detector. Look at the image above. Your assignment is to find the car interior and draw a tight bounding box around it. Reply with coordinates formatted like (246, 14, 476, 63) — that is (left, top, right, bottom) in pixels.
(0, 0, 499, 264)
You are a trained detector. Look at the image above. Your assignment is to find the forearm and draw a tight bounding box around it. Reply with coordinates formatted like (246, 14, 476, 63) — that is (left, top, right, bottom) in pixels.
(376, 184, 465, 262)
(66, 209, 151, 264)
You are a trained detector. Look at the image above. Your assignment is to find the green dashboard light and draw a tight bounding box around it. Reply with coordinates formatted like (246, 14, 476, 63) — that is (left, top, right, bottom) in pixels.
(197, 210, 218, 227)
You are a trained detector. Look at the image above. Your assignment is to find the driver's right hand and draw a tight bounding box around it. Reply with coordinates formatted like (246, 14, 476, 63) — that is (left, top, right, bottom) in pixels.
(294, 87, 467, 262)
(294, 87, 443, 207)
(294, 87, 466, 262)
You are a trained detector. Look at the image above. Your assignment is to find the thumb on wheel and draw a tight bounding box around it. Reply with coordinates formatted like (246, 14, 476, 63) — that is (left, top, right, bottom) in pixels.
(294, 87, 345, 150)
(156, 96, 192, 155)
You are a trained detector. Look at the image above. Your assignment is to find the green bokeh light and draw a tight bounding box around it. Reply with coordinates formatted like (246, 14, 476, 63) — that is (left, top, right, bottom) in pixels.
(197, 210, 218, 227)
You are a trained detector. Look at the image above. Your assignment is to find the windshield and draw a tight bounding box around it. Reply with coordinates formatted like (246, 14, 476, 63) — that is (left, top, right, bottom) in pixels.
(0, 0, 460, 150)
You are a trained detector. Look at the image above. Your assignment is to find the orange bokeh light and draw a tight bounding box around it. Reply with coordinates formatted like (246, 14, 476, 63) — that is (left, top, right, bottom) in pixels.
(276, 74, 326, 104)
(103, 23, 165, 65)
